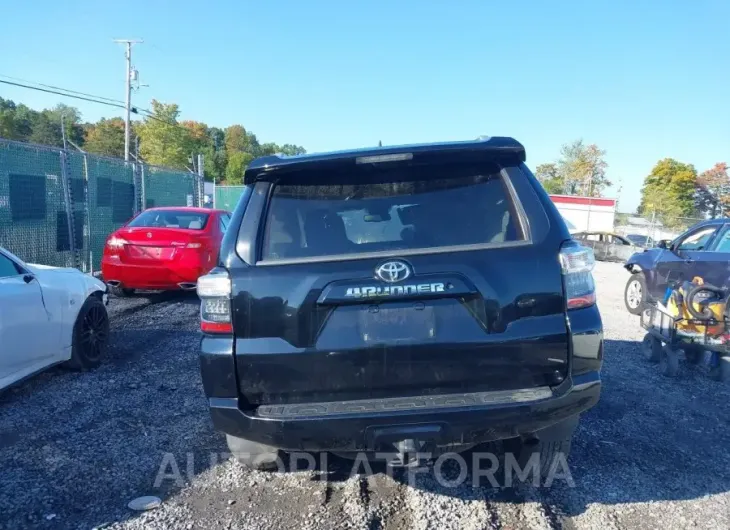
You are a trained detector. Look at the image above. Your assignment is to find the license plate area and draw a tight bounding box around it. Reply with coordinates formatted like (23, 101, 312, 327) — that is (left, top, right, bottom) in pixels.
(359, 302, 435, 343)
(127, 245, 174, 260)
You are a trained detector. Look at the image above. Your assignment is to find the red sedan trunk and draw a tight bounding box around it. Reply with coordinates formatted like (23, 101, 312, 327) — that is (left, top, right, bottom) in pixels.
(101, 208, 229, 291)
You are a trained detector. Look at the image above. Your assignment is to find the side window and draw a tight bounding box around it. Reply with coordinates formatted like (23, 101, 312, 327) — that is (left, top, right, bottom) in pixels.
(0, 253, 22, 279)
(677, 226, 718, 252)
(219, 214, 231, 234)
(708, 225, 730, 252)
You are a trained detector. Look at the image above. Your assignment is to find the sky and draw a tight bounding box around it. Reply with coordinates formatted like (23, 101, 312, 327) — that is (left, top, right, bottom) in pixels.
(2, 0, 730, 211)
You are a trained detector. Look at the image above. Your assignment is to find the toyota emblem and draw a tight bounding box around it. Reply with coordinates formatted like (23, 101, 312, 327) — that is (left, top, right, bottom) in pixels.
(375, 260, 412, 283)
(146, 232, 152, 239)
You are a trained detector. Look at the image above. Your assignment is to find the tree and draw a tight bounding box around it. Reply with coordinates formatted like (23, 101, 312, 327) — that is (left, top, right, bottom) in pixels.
(0, 98, 23, 140)
(137, 100, 190, 169)
(225, 151, 254, 184)
(534, 163, 564, 194)
(84, 117, 125, 158)
(224, 125, 248, 153)
(257, 142, 279, 157)
(638, 158, 698, 228)
(696, 163, 730, 218)
(557, 140, 610, 196)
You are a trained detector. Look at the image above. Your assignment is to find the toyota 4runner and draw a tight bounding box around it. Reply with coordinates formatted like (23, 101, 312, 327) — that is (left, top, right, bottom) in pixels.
(197, 137, 602, 474)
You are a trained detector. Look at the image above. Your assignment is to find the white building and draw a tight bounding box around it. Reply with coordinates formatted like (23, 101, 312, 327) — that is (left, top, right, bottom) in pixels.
(549, 194, 617, 233)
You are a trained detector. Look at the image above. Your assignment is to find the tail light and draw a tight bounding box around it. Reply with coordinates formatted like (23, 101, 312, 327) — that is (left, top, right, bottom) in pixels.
(106, 236, 127, 257)
(559, 242, 596, 309)
(197, 269, 232, 334)
(107, 236, 127, 249)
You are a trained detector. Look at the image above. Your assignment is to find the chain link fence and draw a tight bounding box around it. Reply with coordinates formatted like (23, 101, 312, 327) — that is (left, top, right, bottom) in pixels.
(214, 185, 246, 212)
(0, 138, 203, 272)
(614, 212, 706, 244)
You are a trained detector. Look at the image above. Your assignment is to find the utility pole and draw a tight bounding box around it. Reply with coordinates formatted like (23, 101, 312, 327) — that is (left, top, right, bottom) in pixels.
(114, 39, 143, 161)
(197, 154, 205, 207)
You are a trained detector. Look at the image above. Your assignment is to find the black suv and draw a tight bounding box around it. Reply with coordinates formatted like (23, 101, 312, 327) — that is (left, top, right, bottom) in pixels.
(198, 137, 602, 474)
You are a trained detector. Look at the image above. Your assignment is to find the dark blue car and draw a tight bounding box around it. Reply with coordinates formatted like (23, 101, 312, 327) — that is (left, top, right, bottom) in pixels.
(623, 218, 730, 314)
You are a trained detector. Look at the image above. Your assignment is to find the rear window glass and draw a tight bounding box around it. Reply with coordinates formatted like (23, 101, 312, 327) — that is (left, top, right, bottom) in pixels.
(261, 166, 522, 260)
(128, 210, 209, 230)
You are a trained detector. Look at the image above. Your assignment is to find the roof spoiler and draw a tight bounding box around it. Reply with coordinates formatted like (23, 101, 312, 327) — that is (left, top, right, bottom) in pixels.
(243, 136, 526, 184)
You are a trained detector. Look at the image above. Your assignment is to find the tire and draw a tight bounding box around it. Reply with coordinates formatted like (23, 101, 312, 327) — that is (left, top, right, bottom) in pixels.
(109, 285, 135, 297)
(684, 346, 703, 365)
(226, 434, 282, 471)
(710, 356, 730, 383)
(641, 333, 662, 363)
(67, 296, 110, 371)
(624, 274, 646, 315)
(537, 437, 572, 481)
(659, 345, 680, 377)
(506, 417, 576, 484)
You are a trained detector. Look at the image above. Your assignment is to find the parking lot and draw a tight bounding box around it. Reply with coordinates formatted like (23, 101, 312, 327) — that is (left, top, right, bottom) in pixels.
(1, 261, 729, 530)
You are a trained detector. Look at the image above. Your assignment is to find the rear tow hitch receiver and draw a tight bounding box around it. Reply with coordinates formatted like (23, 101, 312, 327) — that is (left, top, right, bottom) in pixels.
(387, 439, 433, 468)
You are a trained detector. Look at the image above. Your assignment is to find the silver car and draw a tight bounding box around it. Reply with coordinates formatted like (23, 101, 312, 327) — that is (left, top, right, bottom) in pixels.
(572, 231, 643, 262)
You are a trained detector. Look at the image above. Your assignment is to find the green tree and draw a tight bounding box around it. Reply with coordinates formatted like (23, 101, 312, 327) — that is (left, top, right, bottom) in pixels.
(534, 163, 564, 194)
(225, 151, 255, 184)
(278, 144, 306, 156)
(202, 127, 227, 182)
(557, 140, 610, 196)
(0, 98, 24, 140)
(224, 125, 248, 153)
(84, 117, 125, 158)
(695, 162, 730, 218)
(638, 158, 698, 228)
(137, 100, 189, 169)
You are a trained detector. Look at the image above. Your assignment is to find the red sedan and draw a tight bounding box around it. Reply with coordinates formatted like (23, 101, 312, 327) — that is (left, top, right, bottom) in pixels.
(101, 207, 231, 296)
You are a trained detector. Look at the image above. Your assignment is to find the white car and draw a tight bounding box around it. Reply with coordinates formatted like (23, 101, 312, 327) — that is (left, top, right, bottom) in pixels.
(0, 247, 110, 390)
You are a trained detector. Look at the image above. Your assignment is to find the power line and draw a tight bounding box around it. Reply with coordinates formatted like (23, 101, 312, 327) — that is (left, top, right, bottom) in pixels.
(0, 74, 126, 105)
(0, 77, 192, 132)
(0, 79, 128, 110)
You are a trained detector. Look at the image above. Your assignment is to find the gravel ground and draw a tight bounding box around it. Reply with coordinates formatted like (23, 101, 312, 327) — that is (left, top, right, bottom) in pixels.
(1, 261, 729, 529)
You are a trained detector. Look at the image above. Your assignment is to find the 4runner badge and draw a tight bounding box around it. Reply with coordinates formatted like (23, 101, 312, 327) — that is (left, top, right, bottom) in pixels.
(345, 283, 445, 299)
(375, 260, 411, 283)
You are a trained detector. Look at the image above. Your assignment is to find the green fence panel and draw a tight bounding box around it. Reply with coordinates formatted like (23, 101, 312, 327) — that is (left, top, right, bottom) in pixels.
(85, 155, 136, 272)
(1, 138, 202, 272)
(215, 185, 245, 211)
(143, 165, 197, 208)
(0, 141, 76, 268)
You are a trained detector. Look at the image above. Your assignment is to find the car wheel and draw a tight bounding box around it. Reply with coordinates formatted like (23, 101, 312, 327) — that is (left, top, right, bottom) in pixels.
(710, 356, 730, 383)
(109, 285, 135, 297)
(659, 345, 680, 377)
(67, 296, 110, 371)
(506, 416, 576, 483)
(684, 346, 704, 365)
(624, 274, 646, 315)
(641, 333, 662, 363)
(226, 434, 281, 471)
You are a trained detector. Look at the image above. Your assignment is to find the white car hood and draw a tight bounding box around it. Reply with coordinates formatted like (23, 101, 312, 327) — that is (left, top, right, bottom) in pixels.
(28, 263, 82, 275)
(27, 264, 107, 293)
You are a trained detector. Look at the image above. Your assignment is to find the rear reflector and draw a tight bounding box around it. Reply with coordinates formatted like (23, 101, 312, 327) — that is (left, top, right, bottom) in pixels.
(560, 242, 596, 310)
(201, 321, 233, 334)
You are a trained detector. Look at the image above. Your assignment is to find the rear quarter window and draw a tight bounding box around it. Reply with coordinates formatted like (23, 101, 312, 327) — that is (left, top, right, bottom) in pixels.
(261, 165, 525, 261)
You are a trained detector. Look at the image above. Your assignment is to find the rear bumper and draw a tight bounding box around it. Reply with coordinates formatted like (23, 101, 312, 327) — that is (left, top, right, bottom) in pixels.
(206, 373, 599, 451)
(201, 305, 603, 452)
(101, 258, 203, 290)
